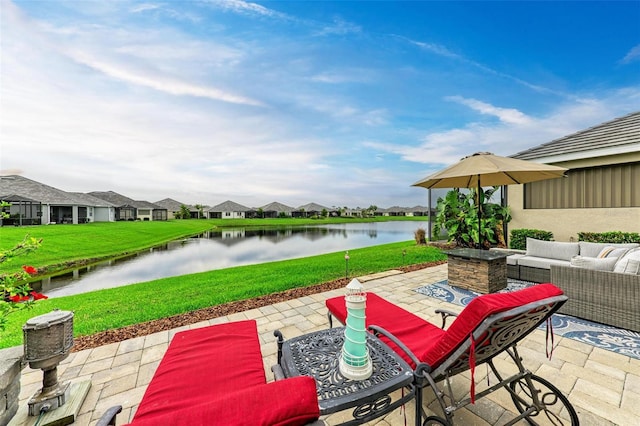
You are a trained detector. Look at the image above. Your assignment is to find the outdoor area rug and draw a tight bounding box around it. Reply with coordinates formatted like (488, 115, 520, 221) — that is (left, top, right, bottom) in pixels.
(415, 279, 640, 360)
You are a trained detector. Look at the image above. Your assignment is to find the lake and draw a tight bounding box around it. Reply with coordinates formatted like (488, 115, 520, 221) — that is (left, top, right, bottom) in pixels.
(36, 221, 428, 297)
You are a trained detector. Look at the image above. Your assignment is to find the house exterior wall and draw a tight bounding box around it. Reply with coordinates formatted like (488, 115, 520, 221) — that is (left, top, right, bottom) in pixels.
(94, 207, 115, 222)
(222, 211, 245, 219)
(508, 186, 639, 242)
(508, 152, 640, 242)
(137, 209, 152, 221)
(42, 204, 51, 224)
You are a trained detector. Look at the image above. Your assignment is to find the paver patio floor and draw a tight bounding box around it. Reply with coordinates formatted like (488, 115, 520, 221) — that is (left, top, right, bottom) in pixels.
(9, 264, 640, 425)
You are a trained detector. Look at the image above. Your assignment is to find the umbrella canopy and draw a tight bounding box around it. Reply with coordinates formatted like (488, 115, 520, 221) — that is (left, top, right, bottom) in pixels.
(412, 152, 567, 248)
(412, 152, 568, 189)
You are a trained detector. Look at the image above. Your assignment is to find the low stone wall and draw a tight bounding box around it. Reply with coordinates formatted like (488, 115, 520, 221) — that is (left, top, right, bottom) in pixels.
(0, 346, 24, 426)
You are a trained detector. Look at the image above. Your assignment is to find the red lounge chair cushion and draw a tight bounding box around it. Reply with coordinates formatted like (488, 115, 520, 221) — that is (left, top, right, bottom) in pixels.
(132, 320, 268, 421)
(326, 293, 445, 367)
(127, 376, 320, 426)
(419, 284, 563, 368)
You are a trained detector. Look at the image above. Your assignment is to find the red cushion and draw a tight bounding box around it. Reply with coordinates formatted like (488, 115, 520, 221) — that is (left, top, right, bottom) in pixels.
(419, 283, 564, 368)
(132, 320, 267, 422)
(326, 293, 444, 367)
(127, 376, 320, 426)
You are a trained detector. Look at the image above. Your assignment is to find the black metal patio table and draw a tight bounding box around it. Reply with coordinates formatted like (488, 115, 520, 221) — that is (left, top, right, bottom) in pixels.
(273, 327, 417, 426)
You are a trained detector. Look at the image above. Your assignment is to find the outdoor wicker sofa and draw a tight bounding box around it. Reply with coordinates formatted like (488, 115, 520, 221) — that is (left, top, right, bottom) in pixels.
(97, 320, 322, 426)
(325, 285, 577, 425)
(506, 239, 639, 283)
(551, 265, 640, 332)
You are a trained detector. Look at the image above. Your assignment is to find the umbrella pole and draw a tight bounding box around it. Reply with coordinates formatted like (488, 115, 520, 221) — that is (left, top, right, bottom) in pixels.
(502, 185, 508, 248)
(477, 179, 482, 249)
(428, 188, 432, 241)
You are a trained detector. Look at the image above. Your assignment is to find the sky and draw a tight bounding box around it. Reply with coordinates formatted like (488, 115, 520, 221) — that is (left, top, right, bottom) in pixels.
(1, 0, 639, 209)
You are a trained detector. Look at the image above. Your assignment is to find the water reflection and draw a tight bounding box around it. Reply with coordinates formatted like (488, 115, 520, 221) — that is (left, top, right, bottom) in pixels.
(36, 221, 427, 297)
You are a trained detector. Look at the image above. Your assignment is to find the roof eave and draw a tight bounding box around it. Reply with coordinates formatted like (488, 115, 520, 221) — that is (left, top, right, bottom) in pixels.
(513, 143, 640, 164)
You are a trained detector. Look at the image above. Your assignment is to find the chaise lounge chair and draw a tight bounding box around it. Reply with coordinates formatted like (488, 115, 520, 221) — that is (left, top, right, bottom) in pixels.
(97, 320, 323, 426)
(326, 284, 578, 425)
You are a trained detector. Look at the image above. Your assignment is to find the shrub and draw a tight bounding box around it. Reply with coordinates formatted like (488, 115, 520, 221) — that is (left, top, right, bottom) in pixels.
(509, 229, 554, 250)
(414, 228, 426, 244)
(435, 187, 510, 249)
(578, 231, 640, 243)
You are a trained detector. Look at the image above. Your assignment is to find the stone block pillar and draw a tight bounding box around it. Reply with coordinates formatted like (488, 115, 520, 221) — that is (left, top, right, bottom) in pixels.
(0, 346, 25, 425)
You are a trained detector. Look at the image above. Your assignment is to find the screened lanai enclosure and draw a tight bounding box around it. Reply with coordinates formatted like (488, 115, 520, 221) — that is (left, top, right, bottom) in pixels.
(0, 195, 43, 226)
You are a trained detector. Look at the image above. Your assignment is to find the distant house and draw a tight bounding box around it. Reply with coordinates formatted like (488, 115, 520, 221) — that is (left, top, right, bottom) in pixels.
(384, 206, 407, 217)
(88, 191, 137, 221)
(89, 191, 167, 221)
(70, 192, 116, 222)
(377, 206, 429, 217)
(408, 206, 430, 217)
(342, 207, 364, 218)
(135, 200, 168, 221)
(0, 175, 116, 225)
(508, 111, 640, 241)
(259, 201, 294, 218)
(208, 200, 251, 219)
(154, 198, 200, 219)
(294, 202, 330, 218)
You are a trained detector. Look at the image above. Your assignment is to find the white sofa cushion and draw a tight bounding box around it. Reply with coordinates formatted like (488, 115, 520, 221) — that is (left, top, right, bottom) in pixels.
(614, 248, 640, 274)
(506, 253, 525, 265)
(596, 246, 630, 259)
(579, 241, 639, 258)
(518, 256, 571, 270)
(570, 255, 618, 271)
(622, 259, 640, 275)
(526, 238, 579, 261)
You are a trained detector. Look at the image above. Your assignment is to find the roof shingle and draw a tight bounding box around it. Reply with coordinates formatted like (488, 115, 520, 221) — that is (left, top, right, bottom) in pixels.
(512, 111, 640, 161)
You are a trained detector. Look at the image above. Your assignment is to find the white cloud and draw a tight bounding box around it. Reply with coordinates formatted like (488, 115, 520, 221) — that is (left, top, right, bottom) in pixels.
(315, 17, 362, 36)
(130, 3, 160, 14)
(366, 95, 640, 173)
(66, 49, 264, 106)
(398, 35, 568, 98)
(446, 96, 533, 125)
(207, 0, 290, 20)
(621, 44, 640, 64)
(402, 37, 462, 60)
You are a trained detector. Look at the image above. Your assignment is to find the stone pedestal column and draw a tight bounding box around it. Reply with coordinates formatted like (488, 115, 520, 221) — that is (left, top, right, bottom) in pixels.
(0, 346, 25, 426)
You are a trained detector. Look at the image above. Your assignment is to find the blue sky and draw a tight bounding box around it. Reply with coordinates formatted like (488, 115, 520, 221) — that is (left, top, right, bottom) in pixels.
(2, 1, 639, 209)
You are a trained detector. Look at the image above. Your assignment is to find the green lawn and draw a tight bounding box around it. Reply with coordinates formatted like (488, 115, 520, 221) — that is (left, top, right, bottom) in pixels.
(0, 240, 445, 348)
(0, 220, 216, 275)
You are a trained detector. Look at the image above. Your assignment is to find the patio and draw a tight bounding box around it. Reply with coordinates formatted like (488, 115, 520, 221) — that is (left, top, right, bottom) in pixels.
(9, 264, 640, 425)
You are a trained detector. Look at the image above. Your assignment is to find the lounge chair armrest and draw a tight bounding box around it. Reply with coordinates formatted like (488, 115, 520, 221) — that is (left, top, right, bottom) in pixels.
(434, 309, 459, 328)
(95, 405, 122, 426)
(368, 324, 422, 367)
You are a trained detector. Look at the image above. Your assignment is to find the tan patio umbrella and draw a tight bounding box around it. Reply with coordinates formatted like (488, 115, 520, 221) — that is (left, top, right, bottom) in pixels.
(412, 152, 567, 247)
